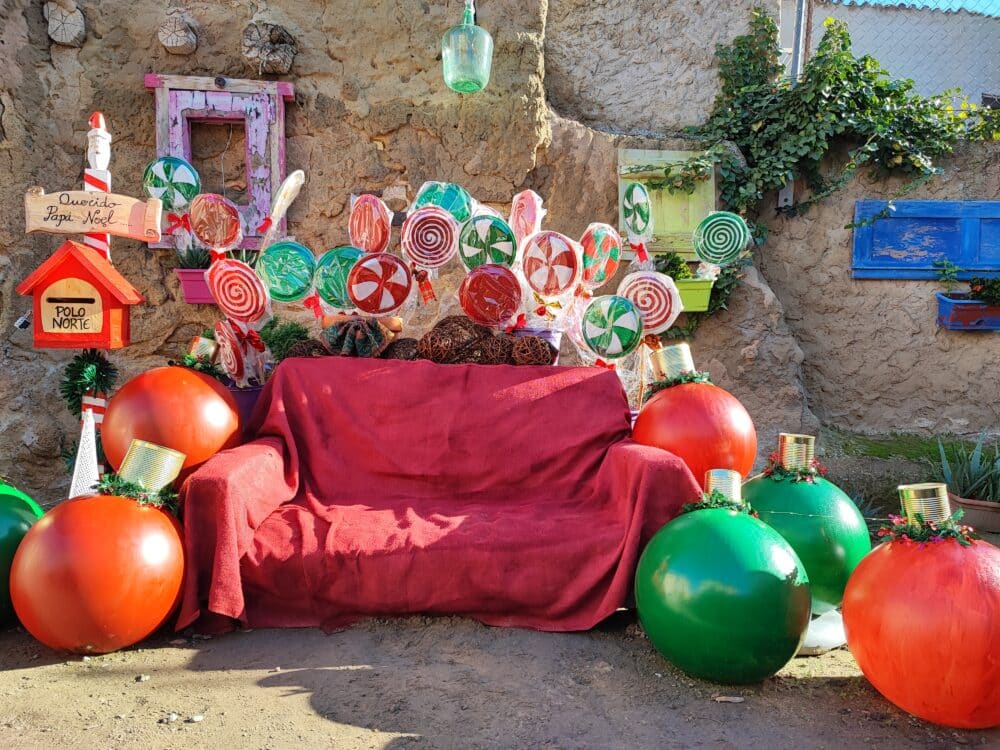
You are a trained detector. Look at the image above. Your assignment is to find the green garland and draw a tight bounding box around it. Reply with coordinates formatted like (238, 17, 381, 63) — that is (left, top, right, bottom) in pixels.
(760, 452, 828, 484)
(876, 510, 978, 547)
(643, 371, 711, 404)
(171, 354, 228, 383)
(59, 349, 118, 417)
(97, 474, 179, 514)
(259, 317, 311, 363)
(681, 489, 756, 516)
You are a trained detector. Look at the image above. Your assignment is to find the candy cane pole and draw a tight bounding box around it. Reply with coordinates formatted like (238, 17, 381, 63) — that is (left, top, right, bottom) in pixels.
(84, 112, 113, 263)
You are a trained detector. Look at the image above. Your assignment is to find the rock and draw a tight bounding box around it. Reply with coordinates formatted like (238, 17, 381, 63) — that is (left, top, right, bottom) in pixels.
(159, 713, 179, 724)
(44, 1, 86, 47)
(186, 714, 204, 723)
(242, 22, 297, 75)
(158, 15, 197, 55)
(713, 696, 745, 703)
(134, 674, 150, 683)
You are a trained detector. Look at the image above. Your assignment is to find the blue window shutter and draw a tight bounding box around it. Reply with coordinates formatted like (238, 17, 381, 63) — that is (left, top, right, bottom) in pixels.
(851, 201, 1000, 279)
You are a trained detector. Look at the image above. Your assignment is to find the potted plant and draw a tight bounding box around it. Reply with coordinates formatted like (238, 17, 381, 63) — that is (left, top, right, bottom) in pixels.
(934, 261, 1000, 331)
(937, 434, 1000, 532)
(174, 246, 214, 304)
(654, 252, 714, 312)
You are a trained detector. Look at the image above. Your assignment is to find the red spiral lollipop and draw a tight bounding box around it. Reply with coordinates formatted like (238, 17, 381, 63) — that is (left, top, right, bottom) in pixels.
(401, 206, 458, 269)
(206, 259, 270, 324)
(346, 252, 413, 314)
(459, 264, 523, 327)
(509, 190, 545, 247)
(214, 320, 245, 384)
(617, 271, 682, 335)
(522, 230, 581, 297)
(349, 194, 392, 254)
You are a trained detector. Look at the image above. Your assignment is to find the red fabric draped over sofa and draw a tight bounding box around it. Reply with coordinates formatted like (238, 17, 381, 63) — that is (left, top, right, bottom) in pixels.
(178, 358, 700, 632)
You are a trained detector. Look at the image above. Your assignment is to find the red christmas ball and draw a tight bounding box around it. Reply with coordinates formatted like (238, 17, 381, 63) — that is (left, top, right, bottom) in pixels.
(843, 539, 1000, 729)
(10, 496, 184, 654)
(102, 366, 242, 473)
(632, 382, 756, 486)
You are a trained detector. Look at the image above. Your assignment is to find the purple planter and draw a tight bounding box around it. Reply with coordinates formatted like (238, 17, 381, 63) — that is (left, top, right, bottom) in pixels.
(175, 268, 214, 304)
(227, 384, 264, 432)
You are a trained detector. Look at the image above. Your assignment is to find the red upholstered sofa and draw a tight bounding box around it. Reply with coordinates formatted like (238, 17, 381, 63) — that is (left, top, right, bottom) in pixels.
(178, 358, 701, 633)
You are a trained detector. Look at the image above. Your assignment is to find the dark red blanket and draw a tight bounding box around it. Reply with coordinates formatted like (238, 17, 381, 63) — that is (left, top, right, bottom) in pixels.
(178, 358, 700, 632)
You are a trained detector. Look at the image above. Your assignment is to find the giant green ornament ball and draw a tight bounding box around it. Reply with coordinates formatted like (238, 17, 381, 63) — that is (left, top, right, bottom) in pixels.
(635, 508, 811, 684)
(742, 476, 871, 613)
(0, 482, 44, 623)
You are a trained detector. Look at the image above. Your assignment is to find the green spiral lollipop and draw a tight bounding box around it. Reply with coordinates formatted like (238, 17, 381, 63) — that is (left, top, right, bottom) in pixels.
(314, 246, 364, 309)
(581, 295, 643, 360)
(256, 241, 316, 302)
(459, 214, 517, 270)
(141, 156, 201, 211)
(622, 182, 653, 241)
(692, 211, 751, 266)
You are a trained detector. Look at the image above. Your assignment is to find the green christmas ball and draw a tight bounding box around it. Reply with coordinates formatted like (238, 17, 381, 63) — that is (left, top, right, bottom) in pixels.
(0, 483, 44, 623)
(635, 508, 811, 684)
(742, 475, 871, 613)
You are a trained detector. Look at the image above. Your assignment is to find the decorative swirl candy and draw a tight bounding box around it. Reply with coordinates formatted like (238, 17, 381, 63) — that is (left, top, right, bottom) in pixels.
(206, 259, 269, 324)
(346, 252, 413, 314)
(580, 222, 623, 289)
(190, 193, 243, 253)
(459, 214, 518, 270)
(413, 181, 473, 223)
(314, 246, 364, 310)
(142, 156, 201, 211)
(617, 271, 682, 335)
(509, 190, 546, 248)
(214, 320, 245, 385)
(401, 206, 459, 269)
(621, 182, 653, 241)
(256, 241, 316, 302)
(521, 230, 581, 297)
(349, 193, 393, 254)
(459, 264, 523, 327)
(692, 211, 751, 266)
(581, 295, 643, 360)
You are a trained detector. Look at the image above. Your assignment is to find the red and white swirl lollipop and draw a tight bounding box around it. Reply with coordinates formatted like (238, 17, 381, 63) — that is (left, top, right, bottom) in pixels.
(214, 320, 246, 386)
(346, 252, 413, 315)
(206, 259, 270, 324)
(617, 271, 683, 335)
(521, 230, 581, 298)
(401, 206, 459, 270)
(349, 193, 392, 254)
(509, 190, 545, 248)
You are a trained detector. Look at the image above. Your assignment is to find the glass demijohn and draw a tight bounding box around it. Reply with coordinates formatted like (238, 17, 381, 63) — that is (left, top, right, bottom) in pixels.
(441, 0, 493, 93)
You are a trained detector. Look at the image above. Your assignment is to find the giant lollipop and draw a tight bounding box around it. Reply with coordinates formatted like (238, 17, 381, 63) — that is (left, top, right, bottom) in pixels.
(206, 259, 270, 325)
(190, 193, 243, 259)
(459, 214, 517, 270)
(215, 319, 247, 387)
(621, 181, 653, 264)
(509, 189, 546, 249)
(617, 271, 682, 335)
(522, 231, 581, 298)
(256, 241, 316, 302)
(258, 170, 306, 251)
(315, 246, 365, 311)
(349, 193, 393, 254)
(402, 206, 459, 301)
(693, 211, 751, 267)
(580, 222, 623, 290)
(580, 295, 643, 361)
(142, 156, 200, 212)
(413, 181, 473, 224)
(347, 252, 413, 315)
(459, 264, 522, 327)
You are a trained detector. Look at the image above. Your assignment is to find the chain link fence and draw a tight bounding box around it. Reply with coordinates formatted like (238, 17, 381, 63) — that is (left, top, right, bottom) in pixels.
(802, 0, 1000, 104)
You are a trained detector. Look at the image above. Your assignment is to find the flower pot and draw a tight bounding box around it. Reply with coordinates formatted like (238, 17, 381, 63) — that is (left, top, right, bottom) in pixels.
(675, 278, 714, 312)
(513, 328, 562, 364)
(950, 492, 1000, 534)
(175, 268, 214, 304)
(936, 292, 1000, 331)
(226, 383, 265, 432)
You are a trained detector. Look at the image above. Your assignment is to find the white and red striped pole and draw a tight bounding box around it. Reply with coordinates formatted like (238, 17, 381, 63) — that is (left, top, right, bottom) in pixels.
(84, 112, 112, 263)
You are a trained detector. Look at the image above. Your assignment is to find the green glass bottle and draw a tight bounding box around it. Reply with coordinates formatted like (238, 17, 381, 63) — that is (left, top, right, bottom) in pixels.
(441, 0, 493, 94)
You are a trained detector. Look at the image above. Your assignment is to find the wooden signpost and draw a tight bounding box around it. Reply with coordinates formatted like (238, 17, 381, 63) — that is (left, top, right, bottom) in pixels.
(24, 187, 162, 242)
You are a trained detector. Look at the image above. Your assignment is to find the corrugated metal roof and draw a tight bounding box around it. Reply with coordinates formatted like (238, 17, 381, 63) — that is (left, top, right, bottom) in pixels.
(823, 0, 1000, 18)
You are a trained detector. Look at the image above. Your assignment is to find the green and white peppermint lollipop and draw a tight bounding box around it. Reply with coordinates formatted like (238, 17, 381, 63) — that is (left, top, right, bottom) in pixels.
(581, 295, 643, 360)
(622, 181, 653, 241)
(459, 214, 517, 270)
(413, 181, 473, 224)
(142, 156, 201, 211)
(692, 211, 751, 266)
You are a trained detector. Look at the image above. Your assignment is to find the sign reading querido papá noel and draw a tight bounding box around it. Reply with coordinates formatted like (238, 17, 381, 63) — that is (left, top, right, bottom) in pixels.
(24, 187, 162, 242)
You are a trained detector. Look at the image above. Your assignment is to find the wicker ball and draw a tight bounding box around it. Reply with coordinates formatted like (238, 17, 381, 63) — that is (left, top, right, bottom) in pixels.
(284, 339, 331, 359)
(382, 338, 420, 361)
(483, 334, 515, 365)
(512, 335, 555, 366)
(418, 316, 494, 364)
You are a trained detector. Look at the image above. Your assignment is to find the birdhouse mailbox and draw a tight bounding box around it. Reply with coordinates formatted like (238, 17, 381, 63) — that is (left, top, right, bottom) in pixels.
(16, 240, 144, 349)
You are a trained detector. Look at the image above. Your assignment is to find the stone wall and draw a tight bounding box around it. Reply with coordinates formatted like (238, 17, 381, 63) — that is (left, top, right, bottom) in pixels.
(0, 0, 996, 502)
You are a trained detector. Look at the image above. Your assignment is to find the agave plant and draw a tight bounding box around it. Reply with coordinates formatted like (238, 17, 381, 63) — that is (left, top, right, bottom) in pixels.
(938, 434, 1000, 503)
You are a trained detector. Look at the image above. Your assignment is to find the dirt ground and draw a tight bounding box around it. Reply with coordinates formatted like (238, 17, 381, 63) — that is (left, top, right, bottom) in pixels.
(1, 613, 997, 750)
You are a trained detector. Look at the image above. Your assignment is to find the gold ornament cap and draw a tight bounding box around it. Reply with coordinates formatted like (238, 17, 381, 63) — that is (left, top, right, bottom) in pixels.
(649, 343, 696, 380)
(778, 433, 815, 472)
(898, 482, 951, 524)
(704, 469, 743, 503)
(118, 439, 186, 493)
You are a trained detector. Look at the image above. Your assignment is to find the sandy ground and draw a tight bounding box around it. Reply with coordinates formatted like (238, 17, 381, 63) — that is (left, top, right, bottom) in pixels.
(1, 613, 997, 750)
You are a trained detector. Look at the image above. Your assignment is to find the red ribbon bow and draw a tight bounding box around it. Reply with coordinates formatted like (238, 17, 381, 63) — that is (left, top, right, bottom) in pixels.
(505, 313, 527, 332)
(256, 216, 273, 234)
(411, 265, 437, 303)
(234, 327, 266, 353)
(302, 292, 324, 319)
(594, 359, 616, 370)
(166, 213, 191, 235)
(629, 241, 650, 264)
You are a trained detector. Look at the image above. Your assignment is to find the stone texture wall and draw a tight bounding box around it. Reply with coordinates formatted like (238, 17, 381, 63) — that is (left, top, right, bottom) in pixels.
(0, 0, 996, 502)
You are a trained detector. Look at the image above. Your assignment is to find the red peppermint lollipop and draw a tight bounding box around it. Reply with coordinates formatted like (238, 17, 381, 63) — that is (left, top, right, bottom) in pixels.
(401, 206, 459, 269)
(214, 320, 245, 385)
(509, 190, 545, 247)
(617, 271, 683, 335)
(349, 194, 392, 254)
(522, 230, 581, 297)
(190, 193, 242, 256)
(206, 259, 270, 324)
(459, 264, 523, 327)
(347, 252, 413, 314)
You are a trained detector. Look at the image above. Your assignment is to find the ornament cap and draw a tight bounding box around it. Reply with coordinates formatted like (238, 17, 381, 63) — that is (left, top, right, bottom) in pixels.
(649, 343, 695, 380)
(898, 482, 951, 524)
(118, 439, 186, 493)
(778, 432, 815, 471)
(704, 469, 743, 503)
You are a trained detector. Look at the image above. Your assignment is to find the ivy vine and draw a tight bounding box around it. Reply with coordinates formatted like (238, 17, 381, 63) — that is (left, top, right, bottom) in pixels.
(658, 7, 1000, 339)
